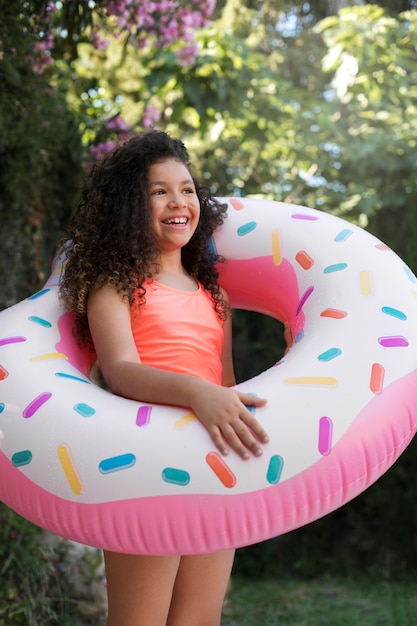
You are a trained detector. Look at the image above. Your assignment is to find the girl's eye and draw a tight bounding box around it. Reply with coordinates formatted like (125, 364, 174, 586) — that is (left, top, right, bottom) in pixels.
(151, 189, 165, 195)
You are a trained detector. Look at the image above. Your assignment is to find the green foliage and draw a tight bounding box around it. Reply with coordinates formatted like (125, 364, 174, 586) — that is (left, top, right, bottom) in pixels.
(0, 505, 77, 625)
(0, 1, 83, 309)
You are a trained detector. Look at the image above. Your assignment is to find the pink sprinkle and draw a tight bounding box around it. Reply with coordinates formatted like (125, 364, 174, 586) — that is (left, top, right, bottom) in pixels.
(230, 198, 244, 211)
(318, 416, 333, 456)
(23, 392, 52, 418)
(136, 405, 152, 426)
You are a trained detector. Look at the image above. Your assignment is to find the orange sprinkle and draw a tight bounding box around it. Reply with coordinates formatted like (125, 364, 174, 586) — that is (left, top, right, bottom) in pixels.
(0, 365, 8, 380)
(370, 363, 384, 394)
(230, 198, 244, 211)
(320, 308, 348, 319)
(206, 452, 237, 488)
(295, 250, 314, 270)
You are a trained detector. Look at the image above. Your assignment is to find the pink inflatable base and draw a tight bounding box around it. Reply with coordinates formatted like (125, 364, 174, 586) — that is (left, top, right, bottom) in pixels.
(1, 368, 416, 555)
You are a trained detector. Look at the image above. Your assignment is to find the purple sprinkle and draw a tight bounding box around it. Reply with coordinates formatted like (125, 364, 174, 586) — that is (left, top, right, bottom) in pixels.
(291, 213, 319, 221)
(296, 286, 314, 315)
(23, 392, 52, 418)
(0, 336, 26, 347)
(378, 336, 409, 348)
(136, 405, 152, 426)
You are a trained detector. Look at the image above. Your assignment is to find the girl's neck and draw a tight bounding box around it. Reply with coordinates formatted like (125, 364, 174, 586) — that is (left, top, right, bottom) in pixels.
(153, 254, 198, 292)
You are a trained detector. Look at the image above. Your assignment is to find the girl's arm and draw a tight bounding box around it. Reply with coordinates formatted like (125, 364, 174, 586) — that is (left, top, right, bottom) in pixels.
(87, 284, 268, 459)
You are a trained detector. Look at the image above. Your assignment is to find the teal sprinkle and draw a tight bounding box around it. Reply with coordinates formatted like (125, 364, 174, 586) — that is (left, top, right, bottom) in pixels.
(12, 450, 33, 467)
(324, 263, 348, 274)
(28, 316, 52, 328)
(162, 467, 191, 486)
(74, 403, 96, 417)
(267, 455, 284, 485)
(381, 306, 407, 321)
(318, 348, 342, 362)
(237, 221, 257, 236)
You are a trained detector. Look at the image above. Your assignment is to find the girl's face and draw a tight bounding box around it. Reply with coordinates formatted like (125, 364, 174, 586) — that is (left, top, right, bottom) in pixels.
(148, 158, 200, 254)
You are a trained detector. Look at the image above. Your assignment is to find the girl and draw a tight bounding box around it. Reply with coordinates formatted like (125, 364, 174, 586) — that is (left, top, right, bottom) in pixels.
(60, 130, 269, 626)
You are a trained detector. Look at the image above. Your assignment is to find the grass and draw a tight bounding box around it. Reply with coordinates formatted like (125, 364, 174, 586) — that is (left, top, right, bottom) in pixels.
(222, 576, 417, 626)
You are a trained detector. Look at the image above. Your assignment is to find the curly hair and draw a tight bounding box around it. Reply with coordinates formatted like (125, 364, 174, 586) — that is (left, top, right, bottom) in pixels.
(59, 130, 229, 347)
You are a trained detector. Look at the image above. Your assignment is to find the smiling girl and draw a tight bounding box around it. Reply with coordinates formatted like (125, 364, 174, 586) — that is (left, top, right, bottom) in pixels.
(60, 130, 269, 626)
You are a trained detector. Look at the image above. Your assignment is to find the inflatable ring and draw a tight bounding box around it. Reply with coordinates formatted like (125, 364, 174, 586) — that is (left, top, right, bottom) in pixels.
(1, 198, 417, 555)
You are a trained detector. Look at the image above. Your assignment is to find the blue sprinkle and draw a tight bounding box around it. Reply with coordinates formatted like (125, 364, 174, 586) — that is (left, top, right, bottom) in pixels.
(403, 266, 417, 285)
(318, 348, 342, 362)
(324, 263, 348, 274)
(162, 467, 191, 486)
(74, 403, 96, 417)
(55, 372, 90, 384)
(334, 229, 353, 242)
(0, 403, 5, 414)
(27, 289, 50, 300)
(99, 453, 136, 474)
(295, 329, 304, 343)
(381, 306, 407, 321)
(267, 455, 284, 484)
(237, 221, 257, 236)
(28, 316, 52, 328)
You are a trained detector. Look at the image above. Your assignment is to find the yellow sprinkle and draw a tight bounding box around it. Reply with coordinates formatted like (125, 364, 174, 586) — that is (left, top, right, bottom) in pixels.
(272, 228, 281, 266)
(30, 352, 67, 362)
(53, 262, 65, 275)
(360, 270, 373, 296)
(175, 412, 197, 428)
(284, 377, 339, 387)
(57, 444, 83, 496)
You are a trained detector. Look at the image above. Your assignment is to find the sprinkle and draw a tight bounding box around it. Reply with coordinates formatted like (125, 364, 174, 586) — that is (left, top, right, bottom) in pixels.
(30, 352, 67, 362)
(55, 372, 90, 384)
(161, 467, 190, 486)
(272, 228, 281, 266)
(12, 450, 33, 467)
(0, 365, 9, 380)
(370, 363, 384, 394)
(376, 243, 390, 251)
(318, 348, 342, 362)
(237, 221, 257, 236)
(381, 306, 407, 321)
(136, 405, 152, 426)
(266, 455, 284, 484)
(404, 266, 417, 284)
(285, 377, 338, 387)
(0, 403, 4, 413)
(360, 270, 373, 296)
(74, 403, 96, 417)
(27, 288, 50, 300)
(28, 316, 52, 328)
(295, 250, 314, 269)
(378, 336, 409, 348)
(296, 286, 314, 315)
(334, 229, 353, 242)
(206, 452, 237, 488)
(320, 308, 347, 319)
(291, 213, 319, 221)
(57, 444, 83, 495)
(23, 392, 52, 418)
(230, 198, 244, 210)
(324, 263, 348, 274)
(99, 453, 136, 474)
(0, 336, 26, 347)
(318, 417, 333, 456)
(175, 412, 197, 428)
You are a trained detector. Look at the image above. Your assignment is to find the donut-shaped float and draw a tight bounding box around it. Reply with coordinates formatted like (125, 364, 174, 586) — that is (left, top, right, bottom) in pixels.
(1, 198, 417, 555)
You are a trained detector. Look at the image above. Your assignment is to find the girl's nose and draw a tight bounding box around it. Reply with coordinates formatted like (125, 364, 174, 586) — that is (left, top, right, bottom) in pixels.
(168, 193, 186, 208)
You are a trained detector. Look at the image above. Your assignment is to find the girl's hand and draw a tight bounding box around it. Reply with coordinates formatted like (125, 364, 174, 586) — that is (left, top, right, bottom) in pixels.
(190, 383, 268, 460)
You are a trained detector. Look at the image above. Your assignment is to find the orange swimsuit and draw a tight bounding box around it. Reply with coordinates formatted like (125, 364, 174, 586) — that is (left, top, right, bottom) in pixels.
(131, 280, 224, 385)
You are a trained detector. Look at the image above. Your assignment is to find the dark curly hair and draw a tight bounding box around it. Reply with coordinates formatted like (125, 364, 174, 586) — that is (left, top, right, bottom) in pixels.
(59, 130, 229, 347)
